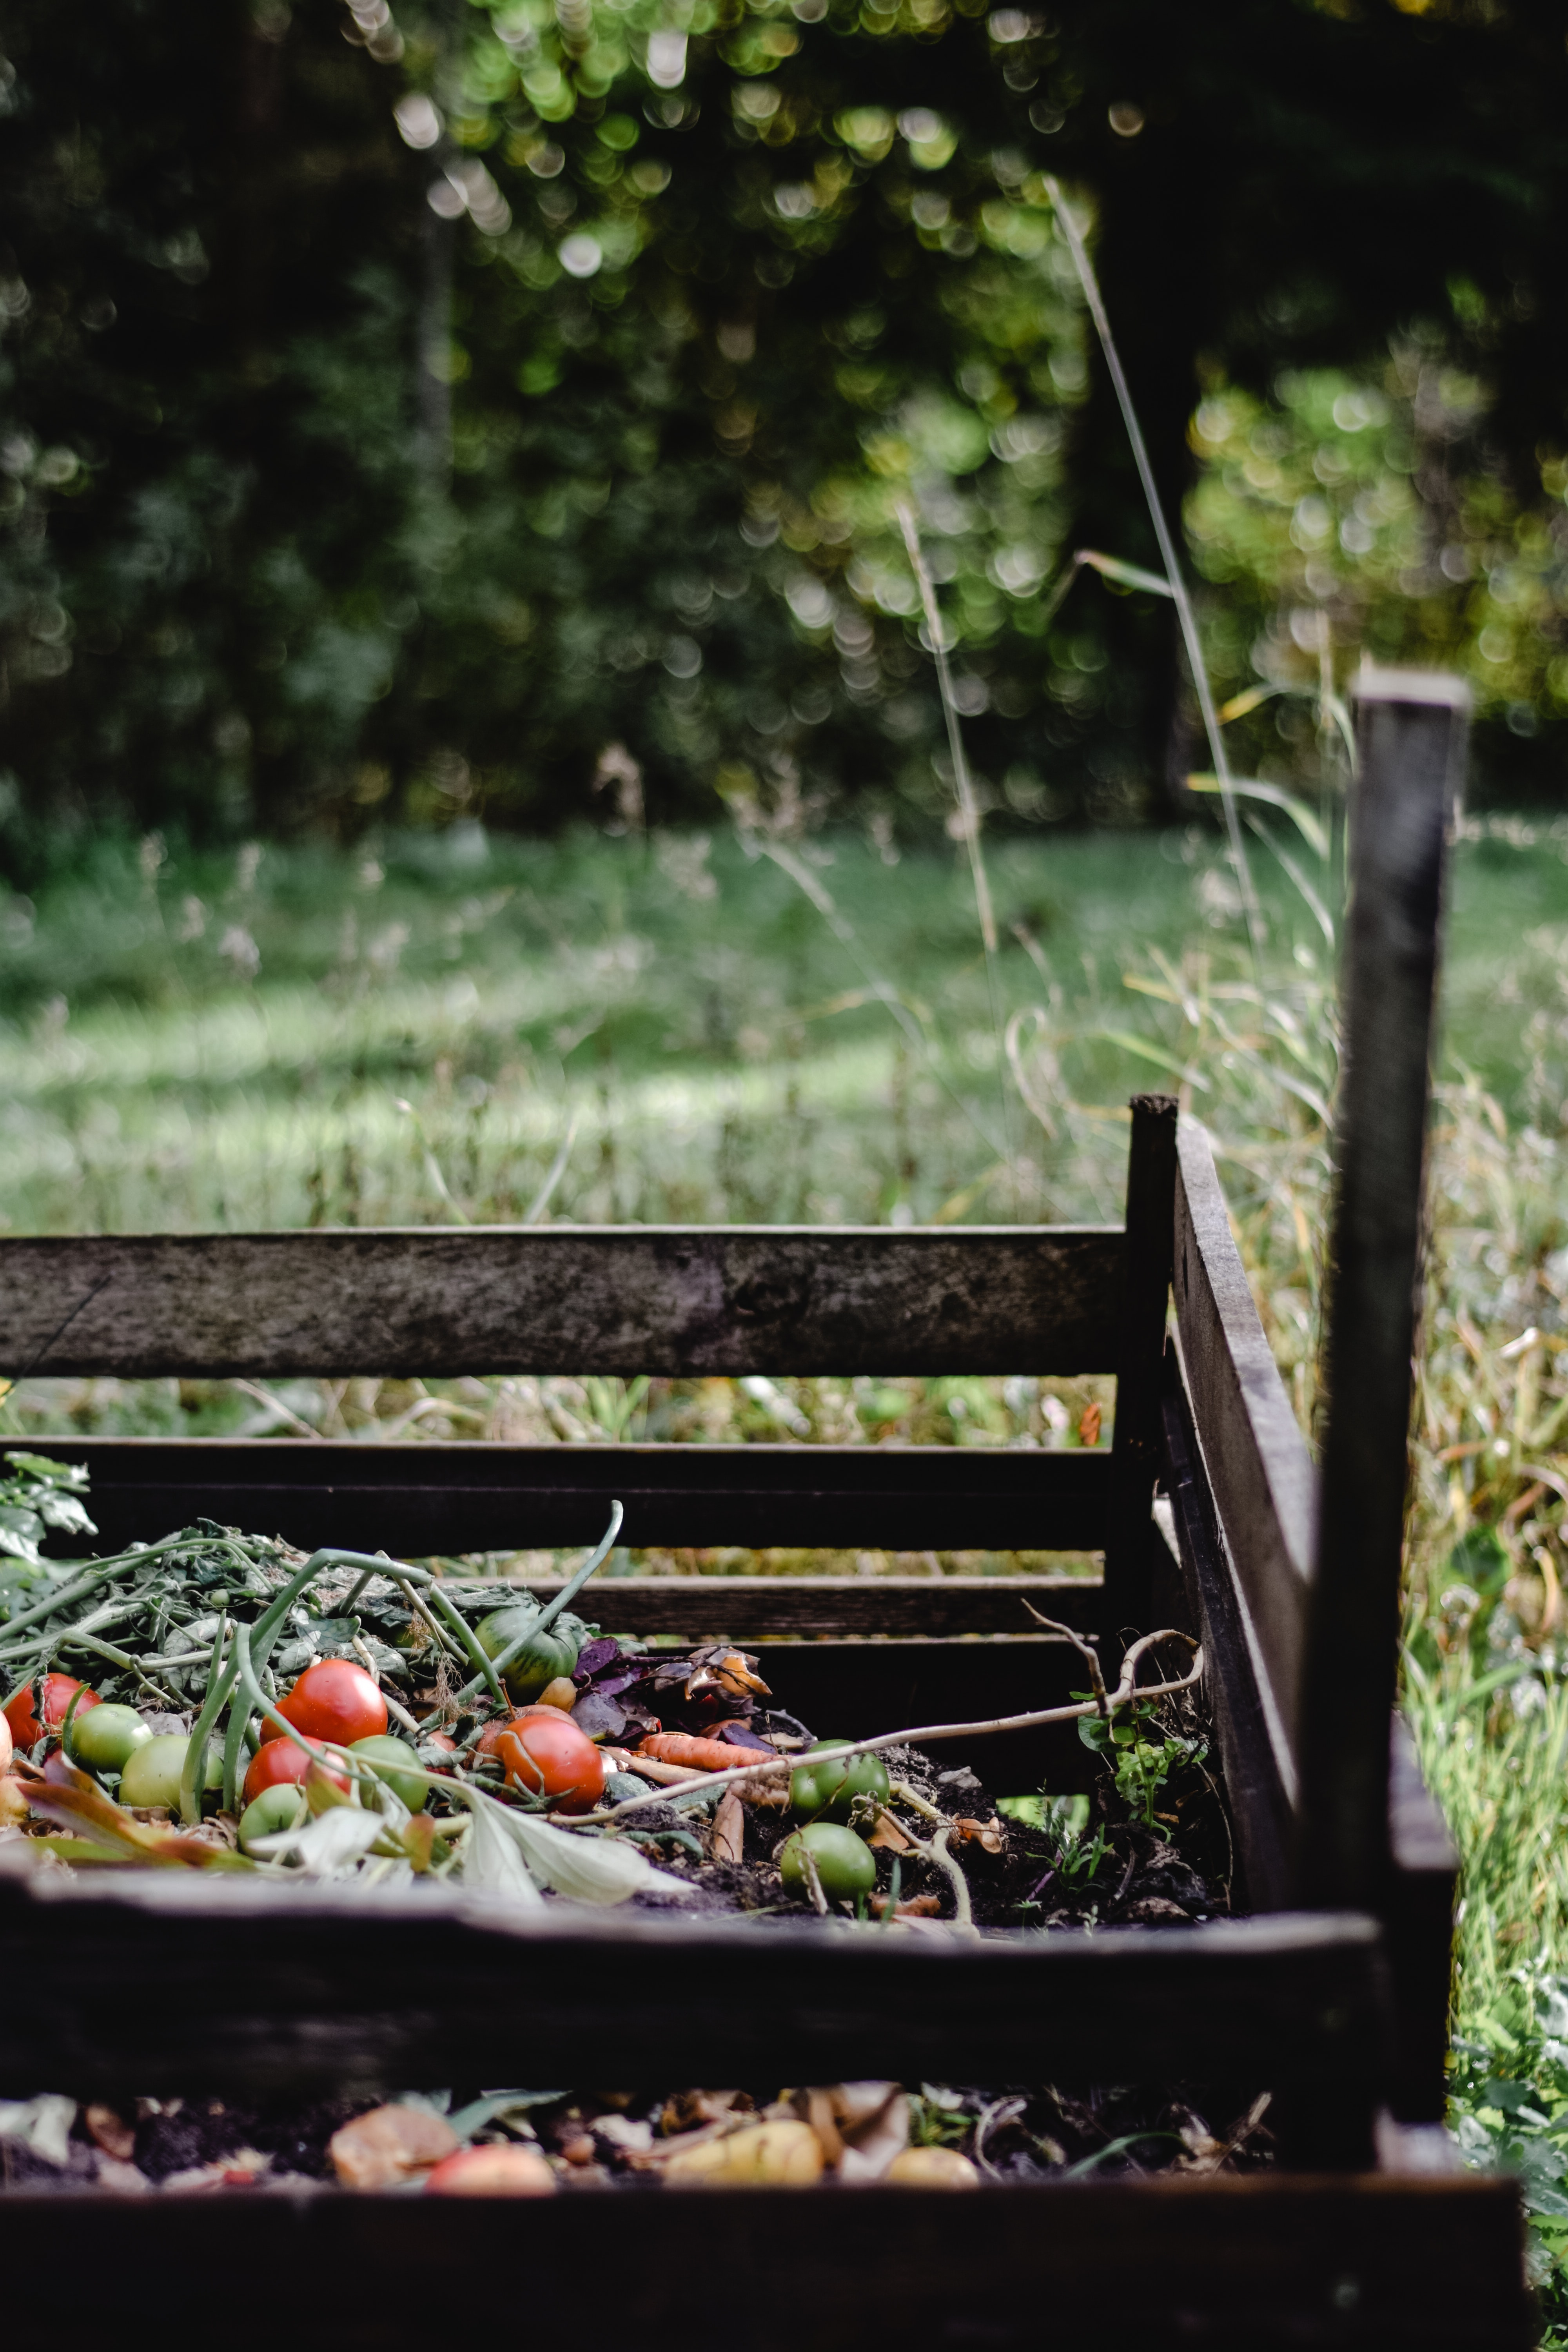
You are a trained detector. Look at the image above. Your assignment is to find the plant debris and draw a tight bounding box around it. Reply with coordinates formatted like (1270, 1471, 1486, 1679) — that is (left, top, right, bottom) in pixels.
(0, 1453, 1227, 1934)
(0, 2080, 1275, 2196)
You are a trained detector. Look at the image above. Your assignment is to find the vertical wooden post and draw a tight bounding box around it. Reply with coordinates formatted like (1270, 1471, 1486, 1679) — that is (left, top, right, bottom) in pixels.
(1296, 670, 1469, 1912)
(1103, 1093, 1179, 1636)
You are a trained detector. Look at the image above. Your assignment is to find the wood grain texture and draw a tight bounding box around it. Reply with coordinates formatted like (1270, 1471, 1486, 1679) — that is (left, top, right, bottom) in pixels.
(0, 1868, 1386, 2099)
(1104, 1094, 1179, 1631)
(0, 2176, 1528, 2352)
(1172, 1118, 1316, 1759)
(1159, 1360, 1294, 1913)
(48, 1435, 1112, 1556)
(0, 1225, 1124, 1378)
(1385, 1717, 1460, 2124)
(448, 1575, 1104, 1640)
(1298, 683, 1466, 1911)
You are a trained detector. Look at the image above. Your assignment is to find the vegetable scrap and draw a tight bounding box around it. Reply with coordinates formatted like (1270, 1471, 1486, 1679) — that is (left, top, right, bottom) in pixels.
(0, 2082, 1276, 2196)
(0, 1453, 1228, 1932)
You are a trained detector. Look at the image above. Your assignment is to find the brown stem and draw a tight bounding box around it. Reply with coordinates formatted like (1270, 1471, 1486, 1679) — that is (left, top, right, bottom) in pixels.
(594, 1632, 1202, 1825)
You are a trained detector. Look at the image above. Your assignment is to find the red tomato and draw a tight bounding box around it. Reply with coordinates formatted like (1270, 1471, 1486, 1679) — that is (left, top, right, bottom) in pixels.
(474, 1707, 555, 1761)
(495, 1715, 605, 1814)
(259, 1659, 387, 1749)
(243, 1733, 351, 1807)
(3, 1674, 100, 1751)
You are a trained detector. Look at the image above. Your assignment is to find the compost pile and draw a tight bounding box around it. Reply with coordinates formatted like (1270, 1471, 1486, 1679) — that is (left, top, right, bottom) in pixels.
(0, 1451, 1261, 2199)
(0, 1453, 1229, 1932)
(0, 2078, 1276, 2198)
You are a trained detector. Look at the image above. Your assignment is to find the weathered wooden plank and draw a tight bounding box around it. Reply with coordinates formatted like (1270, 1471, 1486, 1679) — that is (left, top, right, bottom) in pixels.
(0, 1225, 1124, 1379)
(1159, 1358, 1294, 1913)
(1385, 1716, 1460, 2124)
(0, 2175, 1526, 2352)
(44, 1436, 1112, 1557)
(1298, 673, 1468, 1911)
(0, 1867, 1385, 2098)
(461, 1577, 1103, 1642)
(1104, 1093, 1179, 1632)
(1172, 1118, 1316, 1760)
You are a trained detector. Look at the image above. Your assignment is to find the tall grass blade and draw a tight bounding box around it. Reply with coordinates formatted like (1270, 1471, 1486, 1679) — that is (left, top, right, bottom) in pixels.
(1042, 176, 1265, 976)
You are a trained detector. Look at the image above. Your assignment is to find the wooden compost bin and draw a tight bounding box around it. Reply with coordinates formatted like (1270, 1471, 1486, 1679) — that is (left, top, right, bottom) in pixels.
(0, 674, 1532, 2349)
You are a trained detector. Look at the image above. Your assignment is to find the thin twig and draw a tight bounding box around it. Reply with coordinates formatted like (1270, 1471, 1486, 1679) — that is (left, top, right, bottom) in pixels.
(896, 499, 1018, 1211)
(597, 1630, 1202, 1822)
(1021, 1605, 1109, 1714)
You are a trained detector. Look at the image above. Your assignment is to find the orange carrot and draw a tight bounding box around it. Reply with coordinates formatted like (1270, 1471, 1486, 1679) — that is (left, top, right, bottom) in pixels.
(636, 1732, 778, 1776)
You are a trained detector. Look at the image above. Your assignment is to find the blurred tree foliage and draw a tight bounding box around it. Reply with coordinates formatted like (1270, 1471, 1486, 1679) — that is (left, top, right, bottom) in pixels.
(1, 0, 1566, 858)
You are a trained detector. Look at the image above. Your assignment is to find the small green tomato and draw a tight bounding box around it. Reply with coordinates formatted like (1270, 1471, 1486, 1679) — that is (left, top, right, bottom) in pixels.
(780, 1821, 878, 1906)
(238, 1782, 308, 1854)
(350, 1733, 426, 1813)
(119, 1733, 223, 1811)
(67, 1703, 153, 1775)
(789, 1740, 891, 1824)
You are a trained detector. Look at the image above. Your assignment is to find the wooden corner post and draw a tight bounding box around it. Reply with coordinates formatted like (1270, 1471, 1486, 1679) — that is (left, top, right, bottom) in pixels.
(1296, 670, 1469, 1912)
(1104, 1093, 1180, 1636)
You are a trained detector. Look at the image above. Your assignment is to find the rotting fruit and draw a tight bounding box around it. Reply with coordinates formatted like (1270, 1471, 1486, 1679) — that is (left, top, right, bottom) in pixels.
(495, 1713, 606, 1814)
(425, 2144, 556, 2196)
(779, 1821, 878, 1905)
(243, 1733, 351, 1808)
(4, 1674, 99, 1751)
(120, 1733, 223, 1811)
(350, 1733, 426, 1813)
(474, 1604, 581, 1704)
(789, 1740, 891, 1825)
(238, 1782, 307, 1853)
(261, 1658, 387, 1748)
(474, 1706, 556, 1761)
(68, 1702, 152, 1775)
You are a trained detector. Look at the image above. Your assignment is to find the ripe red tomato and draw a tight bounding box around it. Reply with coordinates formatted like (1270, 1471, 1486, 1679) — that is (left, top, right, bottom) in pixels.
(474, 1706, 555, 1761)
(495, 1714, 605, 1814)
(243, 1733, 351, 1808)
(259, 1659, 387, 1749)
(4, 1674, 100, 1751)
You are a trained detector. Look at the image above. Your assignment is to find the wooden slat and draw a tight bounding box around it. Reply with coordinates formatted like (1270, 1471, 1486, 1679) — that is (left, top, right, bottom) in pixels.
(1172, 1118, 1316, 1761)
(1385, 1717, 1460, 2124)
(1104, 1093, 1179, 1630)
(459, 1577, 1103, 1641)
(1158, 1358, 1294, 1911)
(0, 1868, 1385, 2097)
(0, 2176, 1529, 2351)
(0, 1225, 1124, 1379)
(38, 1436, 1112, 1557)
(1298, 673, 1468, 1911)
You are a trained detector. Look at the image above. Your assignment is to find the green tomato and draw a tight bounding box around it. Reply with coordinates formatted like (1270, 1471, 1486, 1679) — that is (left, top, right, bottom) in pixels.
(474, 1606, 581, 1704)
(67, 1703, 152, 1775)
(780, 1821, 878, 1906)
(238, 1782, 308, 1854)
(119, 1733, 223, 1812)
(350, 1733, 426, 1814)
(789, 1740, 891, 1824)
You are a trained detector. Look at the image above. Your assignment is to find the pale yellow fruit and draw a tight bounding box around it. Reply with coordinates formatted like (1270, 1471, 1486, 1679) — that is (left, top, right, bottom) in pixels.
(664, 2118, 824, 2187)
(886, 2145, 981, 2188)
(536, 1678, 579, 1712)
